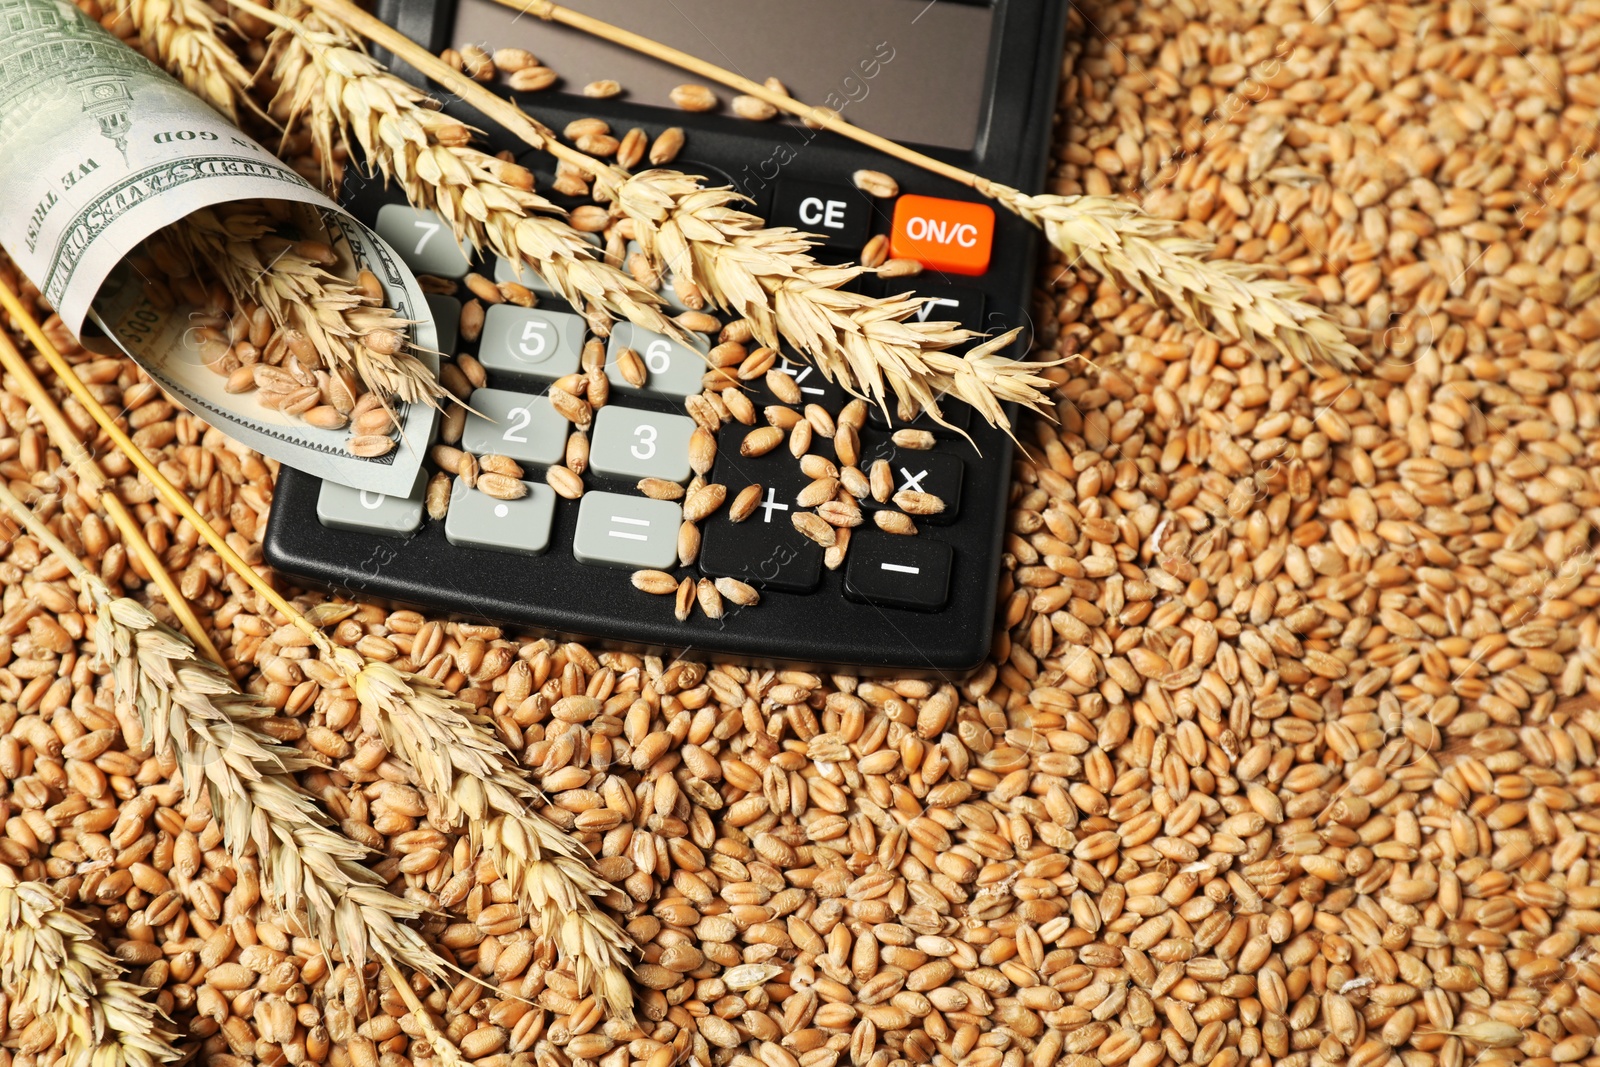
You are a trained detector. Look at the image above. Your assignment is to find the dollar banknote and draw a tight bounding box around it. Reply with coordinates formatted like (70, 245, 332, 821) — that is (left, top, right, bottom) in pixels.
(0, 0, 437, 496)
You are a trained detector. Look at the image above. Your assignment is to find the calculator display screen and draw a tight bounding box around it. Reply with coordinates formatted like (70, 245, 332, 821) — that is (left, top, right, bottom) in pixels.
(449, 0, 996, 151)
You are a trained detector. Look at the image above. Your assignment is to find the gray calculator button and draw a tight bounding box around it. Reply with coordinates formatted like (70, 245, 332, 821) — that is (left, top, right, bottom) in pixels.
(461, 388, 568, 466)
(588, 406, 696, 483)
(426, 293, 460, 356)
(376, 205, 470, 278)
(316, 468, 425, 536)
(478, 305, 586, 380)
(444, 477, 556, 555)
(605, 321, 707, 399)
(572, 492, 681, 569)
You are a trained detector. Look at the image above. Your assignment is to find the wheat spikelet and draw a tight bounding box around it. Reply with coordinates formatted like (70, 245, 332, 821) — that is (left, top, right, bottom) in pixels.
(115, 0, 256, 123)
(245, 0, 677, 340)
(165, 204, 452, 408)
(982, 183, 1362, 371)
(0, 484, 449, 984)
(618, 171, 1056, 435)
(0, 869, 180, 1067)
(323, 644, 638, 1022)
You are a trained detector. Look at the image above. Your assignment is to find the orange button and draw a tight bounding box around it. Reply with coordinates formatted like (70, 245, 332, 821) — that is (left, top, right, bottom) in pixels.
(890, 195, 995, 276)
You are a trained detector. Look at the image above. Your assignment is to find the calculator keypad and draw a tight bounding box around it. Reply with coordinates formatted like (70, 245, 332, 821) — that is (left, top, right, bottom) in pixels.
(461, 389, 568, 467)
(605, 322, 707, 399)
(377, 205, 471, 278)
(316, 469, 426, 537)
(572, 493, 682, 569)
(445, 477, 556, 556)
(588, 406, 697, 483)
(477, 305, 587, 382)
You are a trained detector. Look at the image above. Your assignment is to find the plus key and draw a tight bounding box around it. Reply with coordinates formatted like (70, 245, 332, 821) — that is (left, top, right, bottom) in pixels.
(697, 425, 823, 592)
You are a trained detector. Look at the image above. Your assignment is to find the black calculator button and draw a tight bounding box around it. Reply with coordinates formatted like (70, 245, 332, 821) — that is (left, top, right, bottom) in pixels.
(698, 516, 823, 593)
(860, 440, 963, 523)
(771, 180, 872, 248)
(879, 280, 986, 334)
(844, 532, 952, 611)
(698, 425, 823, 592)
(751, 352, 848, 410)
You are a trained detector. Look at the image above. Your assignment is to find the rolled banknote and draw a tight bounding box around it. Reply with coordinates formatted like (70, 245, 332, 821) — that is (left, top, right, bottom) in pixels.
(0, 0, 435, 497)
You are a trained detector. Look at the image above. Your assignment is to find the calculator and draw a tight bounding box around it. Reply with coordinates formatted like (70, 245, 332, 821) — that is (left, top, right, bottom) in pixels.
(262, 0, 1068, 672)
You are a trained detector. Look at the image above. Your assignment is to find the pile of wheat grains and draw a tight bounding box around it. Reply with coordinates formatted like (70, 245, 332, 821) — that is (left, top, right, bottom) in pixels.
(6, 0, 1600, 1067)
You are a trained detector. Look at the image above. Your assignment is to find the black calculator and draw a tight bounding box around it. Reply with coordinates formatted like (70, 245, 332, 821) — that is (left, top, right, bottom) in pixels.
(263, 0, 1068, 672)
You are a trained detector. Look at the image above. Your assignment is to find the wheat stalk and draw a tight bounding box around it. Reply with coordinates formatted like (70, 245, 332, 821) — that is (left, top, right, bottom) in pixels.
(239, 0, 677, 341)
(619, 173, 1054, 432)
(981, 183, 1362, 371)
(322, 646, 638, 1022)
(0, 868, 180, 1067)
(0, 280, 641, 1024)
(115, 0, 257, 123)
(164, 205, 452, 408)
(0, 483, 451, 985)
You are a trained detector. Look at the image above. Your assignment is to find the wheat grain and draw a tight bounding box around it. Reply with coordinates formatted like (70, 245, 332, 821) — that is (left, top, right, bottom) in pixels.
(244, 0, 679, 341)
(616, 172, 1055, 436)
(980, 183, 1363, 371)
(116, 0, 256, 123)
(0, 869, 180, 1067)
(320, 644, 638, 1022)
(0, 483, 449, 985)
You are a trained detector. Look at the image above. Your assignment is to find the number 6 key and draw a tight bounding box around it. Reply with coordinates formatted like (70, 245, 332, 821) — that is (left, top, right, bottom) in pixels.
(604, 322, 709, 399)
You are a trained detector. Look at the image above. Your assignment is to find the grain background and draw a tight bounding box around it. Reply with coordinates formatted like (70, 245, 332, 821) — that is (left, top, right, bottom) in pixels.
(5, 1, 1600, 1067)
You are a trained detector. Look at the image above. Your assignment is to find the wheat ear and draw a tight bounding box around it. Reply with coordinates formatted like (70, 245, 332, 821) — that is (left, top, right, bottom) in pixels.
(0, 281, 640, 1024)
(323, 645, 638, 1022)
(982, 183, 1362, 371)
(0, 483, 451, 984)
(239, 0, 677, 341)
(620, 173, 1055, 433)
(164, 205, 452, 409)
(0, 868, 180, 1067)
(115, 0, 257, 123)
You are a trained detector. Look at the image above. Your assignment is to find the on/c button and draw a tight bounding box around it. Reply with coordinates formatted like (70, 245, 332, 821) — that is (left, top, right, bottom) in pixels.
(889, 195, 995, 276)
